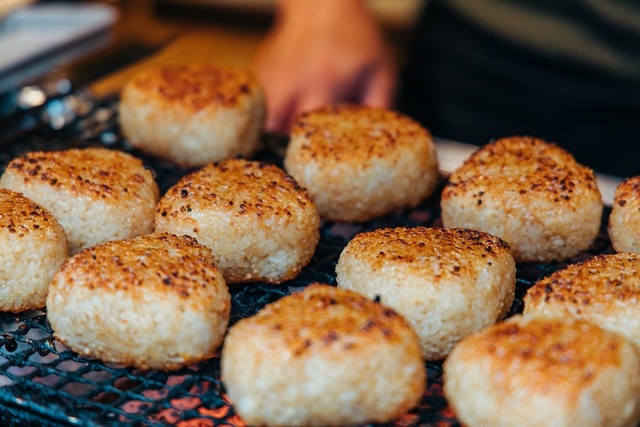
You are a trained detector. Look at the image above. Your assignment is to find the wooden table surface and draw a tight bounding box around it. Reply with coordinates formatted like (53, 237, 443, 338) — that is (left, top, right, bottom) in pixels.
(88, 0, 271, 98)
(90, 29, 264, 97)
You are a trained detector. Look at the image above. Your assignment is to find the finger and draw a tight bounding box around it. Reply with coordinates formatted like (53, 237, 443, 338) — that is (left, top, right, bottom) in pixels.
(289, 69, 342, 123)
(280, 91, 328, 132)
(360, 65, 397, 109)
(256, 68, 298, 133)
(252, 54, 297, 133)
(265, 95, 296, 134)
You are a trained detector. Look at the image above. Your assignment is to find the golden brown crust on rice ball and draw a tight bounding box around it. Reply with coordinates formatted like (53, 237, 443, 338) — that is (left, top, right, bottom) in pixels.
(0, 189, 69, 312)
(154, 158, 320, 284)
(524, 252, 640, 347)
(609, 176, 640, 254)
(284, 104, 439, 222)
(336, 226, 516, 360)
(221, 284, 425, 427)
(444, 315, 640, 427)
(0, 147, 159, 254)
(441, 136, 603, 262)
(119, 63, 265, 167)
(47, 233, 230, 371)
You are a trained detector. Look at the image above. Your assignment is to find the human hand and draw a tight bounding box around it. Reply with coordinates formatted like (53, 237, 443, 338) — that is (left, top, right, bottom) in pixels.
(252, 0, 397, 133)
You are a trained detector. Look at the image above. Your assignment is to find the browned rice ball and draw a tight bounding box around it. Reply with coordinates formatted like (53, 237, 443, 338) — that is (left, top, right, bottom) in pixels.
(441, 136, 603, 262)
(221, 284, 426, 427)
(444, 315, 640, 427)
(524, 252, 640, 347)
(0, 147, 159, 254)
(284, 104, 439, 222)
(0, 189, 69, 312)
(336, 226, 516, 360)
(609, 176, 640, 254)
(154, 158, 320, 284)
(119, 63, 265, 167)
(47, 233, 230, 371)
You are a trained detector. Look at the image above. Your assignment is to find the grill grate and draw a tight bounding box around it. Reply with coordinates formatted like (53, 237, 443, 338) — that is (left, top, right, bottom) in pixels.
(0, 95, 614, 426)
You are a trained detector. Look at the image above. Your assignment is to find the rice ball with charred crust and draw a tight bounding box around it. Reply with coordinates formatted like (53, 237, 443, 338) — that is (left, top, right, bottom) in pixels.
(0, 147, 159, 254)
(47, 233, 230, 371)
(0, 189, 69, 312)
(154, 158, 320, 284)
(524, 253, 640, 347)
(284, 104, 439, 222)
(119, 63, 265, 167)
(609, 176, 640, 254)
(444, 315, 640, 427)
(221, 284, 425, 427)
(336, 226, 516, 360)
(441, 136, 603, 262)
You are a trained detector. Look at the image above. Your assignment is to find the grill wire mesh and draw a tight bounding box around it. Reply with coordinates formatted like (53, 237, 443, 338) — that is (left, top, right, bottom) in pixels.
(0, 95, 614, 426)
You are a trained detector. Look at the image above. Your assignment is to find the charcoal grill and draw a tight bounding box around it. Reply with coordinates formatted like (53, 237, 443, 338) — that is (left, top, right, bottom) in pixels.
(0, 94, 614, 426)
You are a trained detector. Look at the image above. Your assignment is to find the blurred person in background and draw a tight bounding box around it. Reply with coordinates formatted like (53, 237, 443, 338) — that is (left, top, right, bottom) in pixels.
(252, 0, 640, 177)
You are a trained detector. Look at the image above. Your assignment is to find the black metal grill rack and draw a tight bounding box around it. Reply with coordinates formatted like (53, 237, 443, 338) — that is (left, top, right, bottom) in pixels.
(0, 94, 614, 426)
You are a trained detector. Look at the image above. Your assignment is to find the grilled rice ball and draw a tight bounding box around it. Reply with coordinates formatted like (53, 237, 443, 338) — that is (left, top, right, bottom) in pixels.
(0, 189, 69, 312)
(524, 252, 640, 347)
(336, 226, 516, 360)
(441, 136, 603, 262)
(609, 176, 640, 254)
(46, 233, 230, 371)
(221, 284, 425, 427)
(284, 104, 439, 222)
(119, 63, 265, 167)
(154, 158, 320, 284)
(444, 315, 640, 427)
(0, 147, 159, 254)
